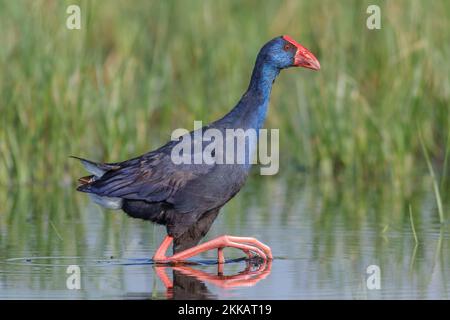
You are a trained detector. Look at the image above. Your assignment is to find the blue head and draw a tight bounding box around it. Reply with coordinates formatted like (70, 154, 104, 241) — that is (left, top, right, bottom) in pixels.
(228, 36, 321, 139)
(257, 35, 320, 70)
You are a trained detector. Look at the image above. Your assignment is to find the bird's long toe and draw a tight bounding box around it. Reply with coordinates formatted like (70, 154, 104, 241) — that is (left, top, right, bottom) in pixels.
(226, 236, 273, 260)
(226, 241, 267, 260)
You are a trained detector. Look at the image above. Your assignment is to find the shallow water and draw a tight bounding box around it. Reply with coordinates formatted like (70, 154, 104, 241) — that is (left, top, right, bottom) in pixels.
(0, 173, 449, 299)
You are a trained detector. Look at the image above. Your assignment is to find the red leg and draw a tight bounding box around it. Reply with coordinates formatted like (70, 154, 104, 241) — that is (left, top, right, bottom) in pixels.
(154, 266, 173, 299)
(172, 259, 272, 289)
(153, 235, 173, 261)
(154, 266, 173, 289)
(218, 247, 225, 264)
(153, 235, 272, 263)
(154, 260, 272, 293)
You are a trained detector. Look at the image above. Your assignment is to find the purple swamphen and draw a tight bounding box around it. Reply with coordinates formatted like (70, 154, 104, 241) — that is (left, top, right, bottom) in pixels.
(74, 35, 320, 263)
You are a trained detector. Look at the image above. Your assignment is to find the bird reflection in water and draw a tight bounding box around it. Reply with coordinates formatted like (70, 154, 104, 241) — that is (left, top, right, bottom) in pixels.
(154, 258, 272, 299)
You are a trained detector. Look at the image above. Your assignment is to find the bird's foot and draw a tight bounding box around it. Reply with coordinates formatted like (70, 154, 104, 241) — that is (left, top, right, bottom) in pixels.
(154, 258, 272, 293)
(153, 235, 272, 263)
(213, 235, 273, 263)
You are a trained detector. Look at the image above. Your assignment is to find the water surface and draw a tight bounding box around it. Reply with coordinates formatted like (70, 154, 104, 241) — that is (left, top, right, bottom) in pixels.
(0, 173, 449, 299)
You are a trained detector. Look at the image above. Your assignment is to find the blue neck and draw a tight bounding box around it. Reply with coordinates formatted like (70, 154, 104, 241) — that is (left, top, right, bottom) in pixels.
(223, 59, 279, 130)
(247, 59, 280, 100)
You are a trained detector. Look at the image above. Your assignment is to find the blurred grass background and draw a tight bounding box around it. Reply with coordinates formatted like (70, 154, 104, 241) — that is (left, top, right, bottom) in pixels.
(0, 0, 449, 194)
(0, 1, 449, 286)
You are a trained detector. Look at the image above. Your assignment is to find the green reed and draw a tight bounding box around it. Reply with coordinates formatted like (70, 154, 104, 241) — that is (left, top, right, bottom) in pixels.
(0, 0, 449, 197)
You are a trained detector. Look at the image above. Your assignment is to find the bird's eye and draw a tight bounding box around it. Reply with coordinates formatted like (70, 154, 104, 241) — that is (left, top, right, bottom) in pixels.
(283, 44, 292, 51)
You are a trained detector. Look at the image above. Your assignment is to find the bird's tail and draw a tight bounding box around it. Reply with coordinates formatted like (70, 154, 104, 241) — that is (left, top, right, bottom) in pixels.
(71, 156, 123, 210)
(70, 156, 120, 178)
(78, 174, 95, 185)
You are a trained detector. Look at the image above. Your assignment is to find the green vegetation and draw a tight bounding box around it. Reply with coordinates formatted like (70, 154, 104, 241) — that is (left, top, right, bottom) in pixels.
(0, 1, 448, 217)
(0, 1, 449, 298)
(409, 204, 418, 244)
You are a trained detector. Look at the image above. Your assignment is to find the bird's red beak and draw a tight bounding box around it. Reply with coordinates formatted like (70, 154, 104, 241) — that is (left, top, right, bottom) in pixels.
(282, 35, 320, 71)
